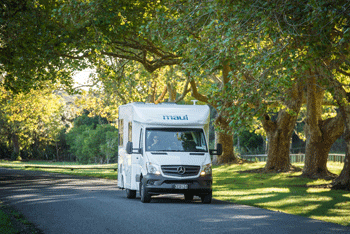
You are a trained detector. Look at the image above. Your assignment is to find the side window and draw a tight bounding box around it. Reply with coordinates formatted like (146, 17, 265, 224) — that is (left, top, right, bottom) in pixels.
(139, 129, 143, 149)
(128, 122, 132, 142)
(118, 119, 124, 146)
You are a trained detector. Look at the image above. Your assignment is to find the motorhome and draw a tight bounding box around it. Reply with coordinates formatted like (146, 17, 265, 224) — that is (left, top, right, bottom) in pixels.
(117, 102, 222, 203)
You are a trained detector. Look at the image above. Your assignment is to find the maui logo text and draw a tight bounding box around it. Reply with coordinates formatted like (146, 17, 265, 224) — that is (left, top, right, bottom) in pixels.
(163, 115, 188, 120)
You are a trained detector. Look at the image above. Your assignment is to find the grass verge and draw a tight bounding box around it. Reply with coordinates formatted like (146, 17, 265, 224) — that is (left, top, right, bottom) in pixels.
(0, 202, 18, 234)
(0, 160, 349, 227)
(0, 160, 118, 180)
(213, 162, 350, 226)
(0, 201, 42, 234)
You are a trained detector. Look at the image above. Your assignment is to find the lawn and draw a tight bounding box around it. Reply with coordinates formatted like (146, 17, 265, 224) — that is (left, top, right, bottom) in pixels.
(0, 160, 349, 227)
(213, 162, 350, 226)
(0, 202, 17, 234)
(0, 160, 119, 180)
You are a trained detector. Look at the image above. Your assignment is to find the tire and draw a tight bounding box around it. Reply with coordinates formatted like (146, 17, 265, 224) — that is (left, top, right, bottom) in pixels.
(126, 189, 136, 199)
(184, 193, 194, 201)
(201, 192, 212, 204)
(140, 179, 151, 203)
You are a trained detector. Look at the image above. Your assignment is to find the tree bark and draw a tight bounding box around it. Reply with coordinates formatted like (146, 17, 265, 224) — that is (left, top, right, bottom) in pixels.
(327, 76, 350, 189)
(302, 71, 344, 178)
(333, 130, 350, 190)
(214, 115, 237, 164)
(303, 115, 344, 178)
(190, 71, 239, 164)
(262, 110, 298, 172)
(261, 80, 303, 172)
(167, 82, 177, 102)
(11, 132, 20, 159)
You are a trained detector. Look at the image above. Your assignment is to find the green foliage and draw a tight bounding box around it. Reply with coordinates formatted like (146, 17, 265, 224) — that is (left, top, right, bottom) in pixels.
(1, 0, 177, 93)
(0, 86, 67, 160)
(0, 0, 75, 93)
(66, 114, 118, 164)
(1, 0, 350, 163)
(0, 205, 17, 234)
(234, 131, 264, 155)
(148, 0, 350, 132)
(73, 110, 109, 128)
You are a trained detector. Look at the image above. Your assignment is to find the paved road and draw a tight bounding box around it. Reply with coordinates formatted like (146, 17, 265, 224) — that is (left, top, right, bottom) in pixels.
(1, 168, 350, 234)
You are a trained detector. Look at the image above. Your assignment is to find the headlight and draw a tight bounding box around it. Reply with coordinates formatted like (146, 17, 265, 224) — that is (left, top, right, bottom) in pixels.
(200, 163, 212, 176)
(146, 163, 161, 175)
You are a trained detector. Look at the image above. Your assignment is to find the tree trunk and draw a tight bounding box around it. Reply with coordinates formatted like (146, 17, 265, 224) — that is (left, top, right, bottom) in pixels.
(324, 73, 350, 189)
(333, 130, 350, 190)
(261, 79, 303, 172)
(11, 132, 20, 159)
(262, 110, 298, 172)
(302, 72, 344, 178)
(167, 83, 177, 102)
(214, 115, 238, 164)
(329, 83, 350, 188)
(303, 115, 344, 178)
(216, 131, 235, 164)
(189, 67, 239, 164)
(146, 73, 159, 103)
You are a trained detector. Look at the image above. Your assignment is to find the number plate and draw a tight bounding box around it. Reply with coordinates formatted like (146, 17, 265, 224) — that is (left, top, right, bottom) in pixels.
(174, 184, 188, 189)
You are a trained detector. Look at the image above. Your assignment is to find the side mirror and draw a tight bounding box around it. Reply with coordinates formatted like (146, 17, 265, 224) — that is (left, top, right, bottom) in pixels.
(216, 143, 222, 155)
(126, 141, 133, 154)
(126, 141, 142, 155)
(210, 143, 222, 156)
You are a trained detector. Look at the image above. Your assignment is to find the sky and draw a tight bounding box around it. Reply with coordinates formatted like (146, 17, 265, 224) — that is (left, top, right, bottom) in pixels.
(73, 69, 95, 90)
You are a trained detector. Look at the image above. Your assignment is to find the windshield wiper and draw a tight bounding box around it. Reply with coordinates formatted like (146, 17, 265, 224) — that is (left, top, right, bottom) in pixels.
(151, 152, 168, 155)
(190, 152, 205, 155)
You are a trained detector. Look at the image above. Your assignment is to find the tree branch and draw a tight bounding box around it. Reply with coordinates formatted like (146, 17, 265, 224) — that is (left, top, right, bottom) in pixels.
(155, 85, 168, 104)
(175, 78, 191, 103)
(189, 79, 209, 103)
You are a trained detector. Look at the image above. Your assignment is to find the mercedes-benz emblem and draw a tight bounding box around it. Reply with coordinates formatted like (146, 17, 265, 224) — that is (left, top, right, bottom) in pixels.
(177, 166, 186, 175)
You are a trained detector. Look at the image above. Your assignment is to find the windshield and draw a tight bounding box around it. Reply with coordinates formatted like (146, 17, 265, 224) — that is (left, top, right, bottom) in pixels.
(145, 128, 208, 152)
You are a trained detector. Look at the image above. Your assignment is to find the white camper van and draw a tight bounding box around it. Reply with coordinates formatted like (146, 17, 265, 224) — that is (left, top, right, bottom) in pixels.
(117, 102, 222, 203)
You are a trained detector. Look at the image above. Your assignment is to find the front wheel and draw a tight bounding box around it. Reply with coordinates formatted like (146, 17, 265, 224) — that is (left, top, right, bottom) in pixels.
(201, 192, 212, 204)
(140, 179, 151, 203)
(184, 193, 194, 201)
(126, 189, 136, 199)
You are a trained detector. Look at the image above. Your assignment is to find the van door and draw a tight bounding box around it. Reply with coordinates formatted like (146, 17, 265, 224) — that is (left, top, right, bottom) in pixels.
(138, 128, 145, 181)
(125, 121, 133, 188)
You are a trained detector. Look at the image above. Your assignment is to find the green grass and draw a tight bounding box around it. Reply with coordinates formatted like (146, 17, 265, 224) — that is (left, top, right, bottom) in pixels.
(213, 162, 350, 226)
(0, 201, 41, 234)
(1, 160, 349, 226)
(0, 202, 18, 234)
(0, 160, 118, 180)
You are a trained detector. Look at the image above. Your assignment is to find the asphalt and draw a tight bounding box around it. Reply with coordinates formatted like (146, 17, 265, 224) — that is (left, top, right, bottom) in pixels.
(1, 168, 350, 234)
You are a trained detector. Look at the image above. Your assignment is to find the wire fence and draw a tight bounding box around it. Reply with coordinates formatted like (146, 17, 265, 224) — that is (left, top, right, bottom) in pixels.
(23, 165, 118, 171)
(240, 154, 346, 163)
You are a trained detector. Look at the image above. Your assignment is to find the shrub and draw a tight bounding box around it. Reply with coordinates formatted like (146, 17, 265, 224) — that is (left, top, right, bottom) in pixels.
(66, 124, 118, 164)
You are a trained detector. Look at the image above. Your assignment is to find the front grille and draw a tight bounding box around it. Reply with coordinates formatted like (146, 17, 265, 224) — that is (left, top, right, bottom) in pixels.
(161, 165, 200, 177)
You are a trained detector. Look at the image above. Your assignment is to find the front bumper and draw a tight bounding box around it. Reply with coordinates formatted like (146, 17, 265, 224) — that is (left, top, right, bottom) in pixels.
(142, 174, 212, 196)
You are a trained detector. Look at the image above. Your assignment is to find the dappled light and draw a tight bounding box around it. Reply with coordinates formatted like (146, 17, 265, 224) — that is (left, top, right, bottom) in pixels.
(213, 162, 350, 226)
(1, 0, 350, 232)
(0, 168, 119, 207)
(1, 165, 350, 233)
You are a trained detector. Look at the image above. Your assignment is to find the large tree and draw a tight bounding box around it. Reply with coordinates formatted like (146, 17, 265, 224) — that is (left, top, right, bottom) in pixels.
(1, 0, 180, 92)
(327, 76, 350, 189)
(189, 64, 239, 164)
(0, 0, 75, 92)
(150, 0, 350, 175)
(0, 85, 66, 159)
(149, 0, 307, 168)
